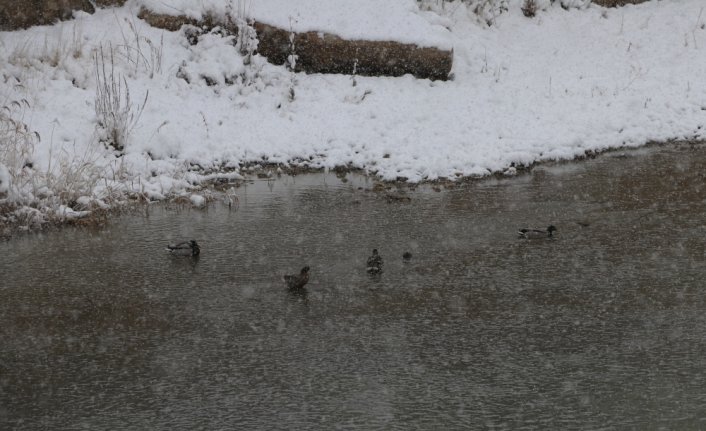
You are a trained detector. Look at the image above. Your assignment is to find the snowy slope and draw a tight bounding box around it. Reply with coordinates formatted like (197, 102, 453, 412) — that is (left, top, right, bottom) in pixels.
(0, 0, 704, 214)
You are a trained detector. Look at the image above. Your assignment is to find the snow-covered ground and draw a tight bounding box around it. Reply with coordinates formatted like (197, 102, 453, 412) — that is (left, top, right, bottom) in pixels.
(0, 0, 705, 227)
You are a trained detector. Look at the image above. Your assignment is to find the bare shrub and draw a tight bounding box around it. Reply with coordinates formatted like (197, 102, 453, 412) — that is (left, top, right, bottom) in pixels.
(285, 18, 297, 103)
(418, 0, 509, 26)
(225, 0, 258, 60)
(115, 17, 164, 78)
(1, 77, 134, 232)
(45, 144, 104, 206)
(94, 45, 148, 153)
(0, 95, 45, 229)
(222, 0, 267, 90)
(40, 24, 85, 67)
(8, 39, 34, 68)
(9, 24, 85, 70)
(0, 96, 40, 198)
(522, 0, 538, 17)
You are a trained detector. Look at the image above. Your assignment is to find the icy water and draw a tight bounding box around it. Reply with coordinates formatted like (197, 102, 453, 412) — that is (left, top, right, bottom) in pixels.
(3, 143, 706, 430)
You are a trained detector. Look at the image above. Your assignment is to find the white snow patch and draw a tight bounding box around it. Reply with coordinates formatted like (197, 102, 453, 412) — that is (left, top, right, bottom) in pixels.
(0, 163, 10, 195)
(76, 196, 92, 207)
(190, 194, 206, 207)
(177, 33, 245, 86)
(56, 205, 91, 220)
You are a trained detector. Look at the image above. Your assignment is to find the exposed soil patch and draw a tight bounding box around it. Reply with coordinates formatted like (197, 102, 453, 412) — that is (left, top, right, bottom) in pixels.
(592, 0, 650, 7)
(137, 9, 453, 81)
(0, 0, 94, 30)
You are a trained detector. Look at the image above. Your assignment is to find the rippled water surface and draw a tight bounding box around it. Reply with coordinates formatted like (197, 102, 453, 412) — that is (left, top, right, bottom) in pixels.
(3, 144, 706, 429)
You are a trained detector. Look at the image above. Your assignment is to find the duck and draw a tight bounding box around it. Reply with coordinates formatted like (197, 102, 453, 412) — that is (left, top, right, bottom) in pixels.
(518, 225, 557, 239)
(366, 249, 383, 274)
(166, 240, 200, 256)
(283, 266, 310, 289)
(402, 251, 413, 261)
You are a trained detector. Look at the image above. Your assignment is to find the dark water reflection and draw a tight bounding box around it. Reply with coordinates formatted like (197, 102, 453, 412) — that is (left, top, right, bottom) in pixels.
(3, 143, 706, 429)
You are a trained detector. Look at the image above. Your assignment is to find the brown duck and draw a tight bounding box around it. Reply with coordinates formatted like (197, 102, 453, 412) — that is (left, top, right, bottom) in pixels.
(283, 266, 310, 289)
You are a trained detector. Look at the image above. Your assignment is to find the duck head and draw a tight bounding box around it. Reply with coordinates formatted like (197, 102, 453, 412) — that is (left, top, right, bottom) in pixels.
(190, 240, 200, 256)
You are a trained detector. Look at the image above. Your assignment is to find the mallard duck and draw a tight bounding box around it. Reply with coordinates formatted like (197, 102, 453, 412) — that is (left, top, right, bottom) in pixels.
(166, 240, 200, 256)
(366, 249, 383, 274)
(284, 266, 310, 289)
(518, 225, 557, 239)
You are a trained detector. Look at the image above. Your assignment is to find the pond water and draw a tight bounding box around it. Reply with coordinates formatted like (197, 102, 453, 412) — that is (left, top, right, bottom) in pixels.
(3, 143, 706, 429)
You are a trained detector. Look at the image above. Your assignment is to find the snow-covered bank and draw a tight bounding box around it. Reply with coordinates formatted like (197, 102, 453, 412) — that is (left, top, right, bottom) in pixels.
(1, 0, 705, 231)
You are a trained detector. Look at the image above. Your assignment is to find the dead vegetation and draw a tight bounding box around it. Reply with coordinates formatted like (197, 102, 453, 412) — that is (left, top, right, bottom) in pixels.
(94, 45, 149, 153)
(522, 0, 539, 17)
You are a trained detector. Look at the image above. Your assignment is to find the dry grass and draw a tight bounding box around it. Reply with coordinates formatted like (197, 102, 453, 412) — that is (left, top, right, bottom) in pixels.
(94, 44, 149, 153)
(522, 0, 538, 17)
(0, 85, 131, 234)
(417, 0, 509, 26)
(8, 23, 86, 70)
(114, 15, 164, 78)
(0, 95, 40, 196)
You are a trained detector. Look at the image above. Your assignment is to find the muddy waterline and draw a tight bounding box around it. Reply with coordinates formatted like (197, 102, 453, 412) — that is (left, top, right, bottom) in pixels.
(2, 143, 706, 429)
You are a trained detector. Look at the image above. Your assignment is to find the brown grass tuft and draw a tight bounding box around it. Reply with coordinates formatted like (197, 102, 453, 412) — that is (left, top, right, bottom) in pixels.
(522, 0, 538, 17)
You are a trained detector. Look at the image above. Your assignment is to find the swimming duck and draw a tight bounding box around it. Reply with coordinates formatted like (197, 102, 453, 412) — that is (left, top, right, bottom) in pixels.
(518, 225, 557, 239)
(284, 266, 310, 289)
(367, 249, 383, 274)
(402, 251, 413, 261)
(166, 240, 200, 256)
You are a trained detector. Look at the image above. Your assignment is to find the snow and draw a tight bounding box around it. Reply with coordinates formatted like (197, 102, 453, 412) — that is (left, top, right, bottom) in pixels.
(1, 0, 705, 220)
(56, 205, 91, 220)
(190, 194, 206, 207)
(0, 163, 10, 195)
